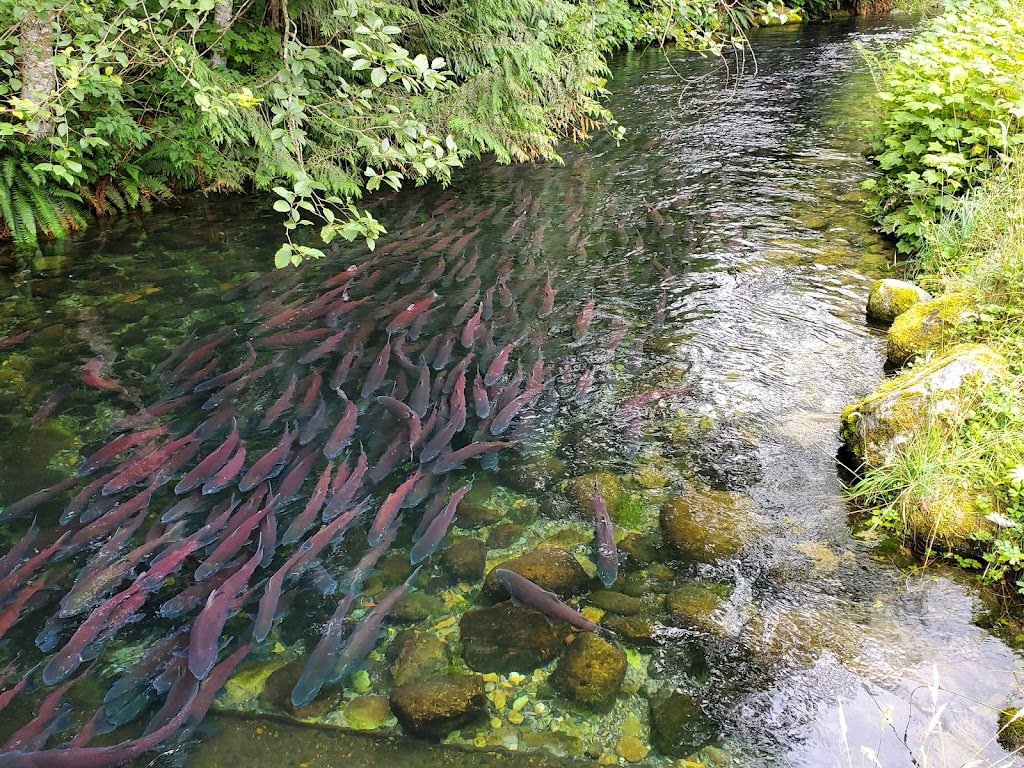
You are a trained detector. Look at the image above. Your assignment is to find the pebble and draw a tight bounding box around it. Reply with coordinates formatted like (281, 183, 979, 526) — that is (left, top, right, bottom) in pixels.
(512, 695, 529, 711)
(508, 710, 525, 725)
(491, 717, 502, 729)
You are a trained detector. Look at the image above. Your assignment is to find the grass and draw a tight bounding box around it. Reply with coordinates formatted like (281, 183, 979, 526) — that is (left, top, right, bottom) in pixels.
(849, 161, 1024, 593)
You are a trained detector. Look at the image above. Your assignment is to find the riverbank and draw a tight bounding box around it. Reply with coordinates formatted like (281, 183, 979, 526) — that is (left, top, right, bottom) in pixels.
(842, 0, 1024, 608)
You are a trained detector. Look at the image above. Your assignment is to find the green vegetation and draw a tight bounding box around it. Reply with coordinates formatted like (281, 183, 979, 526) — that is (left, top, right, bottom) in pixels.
(0, 0, 850, 261)
(859, 0, 1024, 253)
(852, 0, 1024, 594)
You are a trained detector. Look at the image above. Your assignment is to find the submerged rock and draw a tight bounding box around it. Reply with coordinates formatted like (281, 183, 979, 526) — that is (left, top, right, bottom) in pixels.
(392, 590, 445, 623)
(388, 631, 449, 688)
(615, 735, 651, 762)
(649, 689, 717, 757)
(459, 603, 565, 672)
(660, 490, 761, 562)
(997, 708, 1024, 752)
(390, 674, 487, 739)
(344, 695, 394, 730)
(602, 615, 657, 646)
(483, 548, 591, 599)
(261, 659, 341, 718)
(618, 532, 667, 565)
(455, 500, 503, 528)
(441, 537, 486, 582)
(666, 581, 732, 635)
(886, 292, 974, 365)
(563, 472, 624, 520)
(486, 522, 525, 549)
(867, 279, 931, 325)
(497, 454, 566, 493)
(588, 590, 656, 616)
(842, 343, 1008, 471)
(550, 633, 627, 712)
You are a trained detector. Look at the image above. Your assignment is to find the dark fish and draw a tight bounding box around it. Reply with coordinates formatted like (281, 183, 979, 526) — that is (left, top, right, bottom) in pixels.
(79, 424, 173, 477)
(296, 370, 323, 416)
(455, 249, 479, 281)
(255, 327, 333, 350)
(419, 416, 459, 464)
(593, 485, 618, 588)
(194, 494, 270, 582)
(189, 543, 264, 680)
(174, 422, 240, 495)
(367, 469, 422, 545)
(361, 338, 391, 399)
(201, 357, 278, 411)
(160, 561, 241, 619)
(0, 575, 53, 642)
(341, 524, 397, 592)
(452, 292, 480, 328)
(30, 384, 71, 429)
(201, 443, 246, 495)
(259, 373, 297, 429)
(472, 373, 491, 418)
(324, 451, 366, 522)
(410, 483, 472, 564)
(376, 396, 420, 450)
(495, 569, 612, 638)
(107, 393, 203, 433)
(409, 364, 431, 418)
(432, 329, 457, 370)
(194, 342, 257, 393)
(432, 441, 513, 474)
(298, 396, 330, 445)
(297, 329, 349, 366)
(70, 484, 156, 548)
(283, 462, 332, 545)
(168, 330, 233, 381)
(0, 476, 79, 522)
(0, 523, 39, 581)
(238, 423, 294, 492)
(289, 590, 357, 708)
(323, 390, 357, 459)
(329, 349, 359, 390)
(0, 330, 32, 350)
(490, 385, 542, 435)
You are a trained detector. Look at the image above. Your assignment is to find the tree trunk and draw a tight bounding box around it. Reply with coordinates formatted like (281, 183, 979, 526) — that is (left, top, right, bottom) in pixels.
(210, 0, 232, 68)
(19, 7, 56, 138)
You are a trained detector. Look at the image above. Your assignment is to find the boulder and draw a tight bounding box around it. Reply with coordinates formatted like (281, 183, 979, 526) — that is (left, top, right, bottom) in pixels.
(649, 689, 717, 757)
(886, 292, 974, 365)
(483, 548, 591, 599)
(388, 631, 449, 688)
(455, 500, 503, 528)
(392, 590, 444, 623)
(344, 695, 393, 730)
(601, 615, 657, 647)
(459, 603, 565, 672)
(497, 454, 566, 493)
(666, 581, 731, 635)
(390, 674, 487, 740)
(866, 278, 931, 324)
(486, 523, 525, 549)
(588, 590, 652, 616)
(441, 537, 486, 582)
(841, 343, 1008, 470)
(563, 472, 624, 520)
(550, 633, 627, 712)
(260, 659, 340, 719)
(660, 490, 761, 562)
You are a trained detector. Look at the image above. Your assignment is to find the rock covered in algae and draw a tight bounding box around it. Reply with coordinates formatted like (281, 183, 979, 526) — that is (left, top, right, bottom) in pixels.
(260, 659, 341, 718)
(617, 532, 667, 565)
(550, 633, 627, 712)
(392, 590, 445, 623)
(390, 674, 487, 739)
(649, 689, 717, 757)
(455, 499, 503, 528)
(866, 278, 931, 325)
(997, 708, 1024, 751)
(588, 590, 658, 616)
(602, 615, 657, 646)
(344, 695, 394, 730)
(563, 472, 624, 520)
(486, 522, 525, 549)
(660, 490, 761, 562)
(886, 292, 974, 365)
(666, 581, 732, 635)
(441, 537, 487, 582)
(615, 735, 651, 762)
(387, 631, 449, 688)
(483, 548, 591, 600)
(459, 603, 565, 672)
(497, 453, 567, 493)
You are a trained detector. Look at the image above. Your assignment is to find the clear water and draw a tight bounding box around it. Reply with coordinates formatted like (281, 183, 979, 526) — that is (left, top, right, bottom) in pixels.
(0, 13, 1021, 768)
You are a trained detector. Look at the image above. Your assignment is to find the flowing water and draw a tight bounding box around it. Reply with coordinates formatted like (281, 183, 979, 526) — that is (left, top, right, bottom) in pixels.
(0, 13, 1022, 768)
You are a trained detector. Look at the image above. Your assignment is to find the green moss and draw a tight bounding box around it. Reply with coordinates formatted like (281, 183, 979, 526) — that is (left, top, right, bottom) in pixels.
(998, 708, 1024, 751)
(886, 293, 975, 364)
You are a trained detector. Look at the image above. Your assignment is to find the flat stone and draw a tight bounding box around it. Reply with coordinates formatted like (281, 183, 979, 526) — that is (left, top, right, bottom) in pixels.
(388, 631, 449, 688)
(486, 523, 525, 549)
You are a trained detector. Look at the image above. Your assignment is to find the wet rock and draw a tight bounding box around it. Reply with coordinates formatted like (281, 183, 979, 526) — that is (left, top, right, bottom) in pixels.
(602, 615, 657, 647)
(459, 603, 565, 672)
(563, 472, 623, 520)
(842, 343, 1007, 469)
(618, 532, 667, 565)
(550, 633, 627, 712)
(497, 454, 566, 493)
(388, 631, 449, 688)
(588, 590, 651, 616)
(867, 279, 931, 325)
(441, 537, 486, 582)
(392, 590, 445, 623)
(377, 552, 413, 586)
(483, 548, 592, 599)
(455, 500, 503, 528)
(666, 581, 731, 635)
(649, 689, 717, 757)
(261, 659, 341, 718)
(486, 522, 525, 549)
(660, 490, 762, 562)
(344, 695, 393, 730)
(886, 292, 974, 365)
(520, 730, 585, 757)
(632, 464, 670, 489)
(390, 674, 487, 740)
(620, 566, 675, 597)
(615, 735, 650, 762)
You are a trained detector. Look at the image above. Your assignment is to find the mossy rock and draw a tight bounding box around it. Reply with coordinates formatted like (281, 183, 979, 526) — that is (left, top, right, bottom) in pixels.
(602, 615, 657, 647)
(483, 548, 592, 599)
(441, 537, 486, 582)
(649, 689, 717, 757)
(666, 581, 732, 635)
(455, 500, 503, 528)
(997, 708, 1024, 751)
(633, 463, 671, 489)
(388, 631, 449, 688)
(588, 590, 660, 616)
(886, 292, 974, 365)
(618, 532, 667, 565)
(390, 674, 487, 740)
(660, 490, 762, 562)
(486, 522, 525, 549)
(344, 695, 394, 730)
(866, 279, 931, 325)
(458, 603, 565, 672)
(496, 453, 566, 494)
(563, 472, 624, 520)
(841, 343, 1009, 472)
(550, 633, 627, 713)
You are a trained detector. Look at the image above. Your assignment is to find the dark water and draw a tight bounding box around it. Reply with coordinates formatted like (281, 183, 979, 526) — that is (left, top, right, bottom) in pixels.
(0, 13, 1021, 768)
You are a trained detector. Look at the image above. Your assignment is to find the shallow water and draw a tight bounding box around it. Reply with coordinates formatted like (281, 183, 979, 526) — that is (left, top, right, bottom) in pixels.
(0, 13, 1022, 768)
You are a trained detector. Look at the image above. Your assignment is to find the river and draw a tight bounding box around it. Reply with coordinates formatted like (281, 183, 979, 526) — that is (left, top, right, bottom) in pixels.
(0, 12, 1021, 768)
